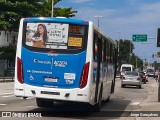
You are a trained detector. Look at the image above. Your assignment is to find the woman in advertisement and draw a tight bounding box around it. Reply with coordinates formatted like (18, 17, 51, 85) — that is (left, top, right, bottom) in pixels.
(32, 24, 48, 48)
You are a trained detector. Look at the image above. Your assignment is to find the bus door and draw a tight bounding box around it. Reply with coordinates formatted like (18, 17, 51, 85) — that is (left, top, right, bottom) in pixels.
(93, 33, 102, 103)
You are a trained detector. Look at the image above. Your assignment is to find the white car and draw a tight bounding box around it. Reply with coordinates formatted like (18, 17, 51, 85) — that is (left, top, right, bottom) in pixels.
(121, 71, 142, 88)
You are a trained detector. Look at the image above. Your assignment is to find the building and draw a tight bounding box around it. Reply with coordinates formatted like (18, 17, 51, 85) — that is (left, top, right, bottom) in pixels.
(0, 31, 17, 75)
(0, 31, 17, 46)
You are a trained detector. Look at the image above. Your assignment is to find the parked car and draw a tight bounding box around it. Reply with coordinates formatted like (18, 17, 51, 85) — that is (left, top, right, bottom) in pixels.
(146, 68, 155, 77)
(121, 71, 142, 88)
(139, 71, 148, 84)
(4, 67, 15, 77)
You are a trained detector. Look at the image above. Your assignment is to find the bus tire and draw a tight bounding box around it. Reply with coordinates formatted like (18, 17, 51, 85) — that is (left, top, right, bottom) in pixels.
(36, 98, 45, 107)
(93, 88, 102, 112)
(104, 96, 110, 103)
(111, 81, 115, 94)
(36, 98, 53, 107)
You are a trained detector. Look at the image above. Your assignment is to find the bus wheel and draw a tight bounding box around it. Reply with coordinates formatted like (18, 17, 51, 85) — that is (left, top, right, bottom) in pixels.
(44, 100, 54, 107)
(36, 98, 53, 107)
(93, 90, 102, 112)
(105, 96, 110, 103)
(111, 81, 115, 93)
(36, 98, 45, 107)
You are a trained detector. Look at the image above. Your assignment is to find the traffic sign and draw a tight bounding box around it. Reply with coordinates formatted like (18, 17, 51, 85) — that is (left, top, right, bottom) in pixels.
(132, 34, 147, 42)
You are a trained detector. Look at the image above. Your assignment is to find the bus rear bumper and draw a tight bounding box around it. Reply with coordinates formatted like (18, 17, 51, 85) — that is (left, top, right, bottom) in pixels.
(15, 84, 90, 103)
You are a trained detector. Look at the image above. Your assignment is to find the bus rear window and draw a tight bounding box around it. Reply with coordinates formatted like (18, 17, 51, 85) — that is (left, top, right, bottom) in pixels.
(25, 23, 88, 50)
(122, 67, 131, 71)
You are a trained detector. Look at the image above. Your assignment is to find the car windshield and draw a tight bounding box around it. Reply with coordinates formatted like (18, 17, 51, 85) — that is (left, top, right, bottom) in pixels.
(125, 71, 138, 76)
(147, 69, 154, 72)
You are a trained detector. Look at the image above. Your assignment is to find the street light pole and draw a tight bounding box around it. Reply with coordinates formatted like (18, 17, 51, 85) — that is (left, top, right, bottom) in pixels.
(94, 16, 103, 28)
(51, 0, 54, 17)
(116, 31, 121, 73)
(136, 57, 138, 68)
(129, 41, 132, 63)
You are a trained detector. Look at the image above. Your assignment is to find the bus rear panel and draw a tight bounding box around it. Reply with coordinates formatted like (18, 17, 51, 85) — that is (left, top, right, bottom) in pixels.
(14, 17, 91, 103)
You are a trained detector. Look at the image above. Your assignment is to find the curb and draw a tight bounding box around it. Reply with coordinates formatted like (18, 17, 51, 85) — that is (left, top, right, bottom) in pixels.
(0, 79, 14, 83)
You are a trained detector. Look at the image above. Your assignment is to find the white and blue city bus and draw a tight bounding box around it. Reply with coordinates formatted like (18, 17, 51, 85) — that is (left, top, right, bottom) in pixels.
(14, 17, 117, 111)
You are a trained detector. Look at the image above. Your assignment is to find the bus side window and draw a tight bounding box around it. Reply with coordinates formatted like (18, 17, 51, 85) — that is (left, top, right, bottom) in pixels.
(93, 32, 102, 62)
(93, 33, 98, 61)
(97, 36, 102, 62)
(110, 44, 113, 63)
(102, 39, 106, 62)
(106, 42, 110, 63)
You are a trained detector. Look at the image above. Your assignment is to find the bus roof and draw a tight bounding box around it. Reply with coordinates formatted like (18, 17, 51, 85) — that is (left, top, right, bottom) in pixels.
(23, 17, 89, 25)
(93, 24, 117, 47)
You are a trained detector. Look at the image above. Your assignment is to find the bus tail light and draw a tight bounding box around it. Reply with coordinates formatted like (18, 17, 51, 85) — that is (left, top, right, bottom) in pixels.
(79, 62, 90, 89)
(17, 57, 24, 84)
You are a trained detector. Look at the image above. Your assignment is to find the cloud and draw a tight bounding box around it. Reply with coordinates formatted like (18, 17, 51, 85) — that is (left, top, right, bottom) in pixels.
(71, 0, 91, 3)
(75, 2, 160, 39)
(76, 7, 118, 21)
(125, 0, 143, 6)
(74, 2, 160, 61)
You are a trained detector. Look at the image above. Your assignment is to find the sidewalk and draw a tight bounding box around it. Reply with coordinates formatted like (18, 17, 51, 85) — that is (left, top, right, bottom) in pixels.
(132, 79, 160, 120)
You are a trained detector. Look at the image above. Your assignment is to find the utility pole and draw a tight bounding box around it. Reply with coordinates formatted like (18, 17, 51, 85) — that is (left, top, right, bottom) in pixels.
(51, 0, 54, 17)
(129, 41, 132, 63)
(117, 31, 121, 74)
(136, 57, 138, 68)
(94, 16, 103, 28)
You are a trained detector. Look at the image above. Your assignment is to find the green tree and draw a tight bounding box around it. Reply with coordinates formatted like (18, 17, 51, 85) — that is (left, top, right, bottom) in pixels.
(118, 39, 134, 64)
(39, 0, 77, 17)
(0, 46, 16, 67)
(130, 55, 143, 70)
(0, 0, 77, 31)
(117, 39, 143, 71)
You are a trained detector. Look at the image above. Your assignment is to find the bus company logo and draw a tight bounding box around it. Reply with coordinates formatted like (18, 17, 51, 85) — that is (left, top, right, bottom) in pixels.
(54, 61, 67, 67)
(34, 59, 51, 64)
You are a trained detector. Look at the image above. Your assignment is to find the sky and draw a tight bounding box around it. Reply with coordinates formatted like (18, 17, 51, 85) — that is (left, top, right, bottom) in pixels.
(56, 0, 160, 63)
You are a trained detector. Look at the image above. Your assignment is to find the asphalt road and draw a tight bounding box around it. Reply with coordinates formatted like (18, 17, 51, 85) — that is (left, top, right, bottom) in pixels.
(0, 77, 158, 120)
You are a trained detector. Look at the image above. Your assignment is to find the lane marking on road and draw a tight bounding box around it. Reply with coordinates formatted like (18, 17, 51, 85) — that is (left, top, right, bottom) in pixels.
(130, 102, 140, 105)
(0, 104, 7, 106)
(19, 97, 35, 100)
(1, 95, 15, 98)
(27, 106, 37, 108)
(0, 93, 13, 95)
